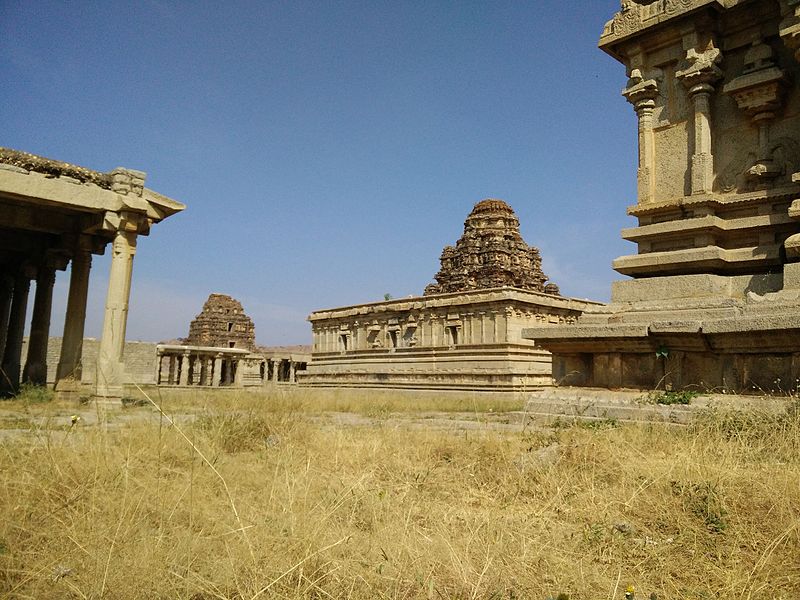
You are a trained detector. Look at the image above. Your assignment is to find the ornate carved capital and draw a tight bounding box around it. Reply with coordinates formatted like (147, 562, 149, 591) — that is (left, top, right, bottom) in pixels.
(622, 69, 659, 111)
(723, 41, 787, 117)
(676, 42, 723, 95)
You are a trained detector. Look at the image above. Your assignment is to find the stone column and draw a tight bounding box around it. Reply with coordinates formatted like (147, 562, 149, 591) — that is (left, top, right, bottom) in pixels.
(155, 352, 163, 385)
(212, 355, 222, 386)
(677, 42, 722, 195)
(178, 352, 189, 386)
(623, 69, 660, 203)
(289, 361, 296, 383)
(0, 274, 14, 359)
(233, 359, 244, 387)
(0, 269, 32, 395)
(22, 264, 56, 386)
(200, 357, 208, 386)
(95, 214, 139, 402)
(273, 359, 281, 382)
(56, 245, 93, 394)
(168, 355, 177, 385)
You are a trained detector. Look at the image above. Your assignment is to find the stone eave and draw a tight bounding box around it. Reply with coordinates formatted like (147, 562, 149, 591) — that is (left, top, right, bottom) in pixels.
(0, 164, 185, 222)
(0, 167, 127, 213)
(626, 184, 800, 217)
(142, 188, 186, 221)
(156, 344, 250, 355)
(308, 287, 605, 322)
(598, 0, 728, 62)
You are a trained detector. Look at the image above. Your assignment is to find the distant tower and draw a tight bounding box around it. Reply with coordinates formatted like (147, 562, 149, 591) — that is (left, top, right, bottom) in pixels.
(187, 294, 256, 350)
(424, 199, 558, 295)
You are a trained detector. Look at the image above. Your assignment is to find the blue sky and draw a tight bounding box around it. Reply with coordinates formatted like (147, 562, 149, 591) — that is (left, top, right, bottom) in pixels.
(2, 0, 634, 345)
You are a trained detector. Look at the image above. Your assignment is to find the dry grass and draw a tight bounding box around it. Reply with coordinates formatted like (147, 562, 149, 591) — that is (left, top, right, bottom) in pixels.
(0, 389, 798, 599)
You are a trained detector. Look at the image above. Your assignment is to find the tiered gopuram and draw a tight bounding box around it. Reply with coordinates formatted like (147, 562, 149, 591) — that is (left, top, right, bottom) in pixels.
(424, 199, 559, 295)
(187, 294, 255, 350)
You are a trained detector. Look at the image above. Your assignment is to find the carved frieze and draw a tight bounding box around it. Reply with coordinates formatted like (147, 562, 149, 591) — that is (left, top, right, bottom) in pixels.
(601, 0, 726, 45)
(723, 41, 790, 184)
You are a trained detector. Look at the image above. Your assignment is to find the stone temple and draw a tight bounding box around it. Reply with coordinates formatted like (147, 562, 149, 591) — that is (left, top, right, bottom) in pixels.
(526, 0, 800, 394)
(303, 200, 598, 391)
(0, 147, 184, 403)
(188, 293, 255, 350)
(424, 199, 559, 295)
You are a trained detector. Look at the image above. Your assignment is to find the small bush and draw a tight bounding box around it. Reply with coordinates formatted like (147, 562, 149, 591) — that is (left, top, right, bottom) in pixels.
(12, 383, 53, 404)
(643, 390, 698, 405)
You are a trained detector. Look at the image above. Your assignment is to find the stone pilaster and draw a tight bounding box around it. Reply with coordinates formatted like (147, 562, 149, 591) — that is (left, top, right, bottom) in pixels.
(676, 40, 723, 195)
(0, 268, 32, 395)
(56, 241, 93, 396)
(723, 41, 788, 183)
(23, 264, 56, 386)
(95, 212, 140, 403)
(623, 68, 660, 203)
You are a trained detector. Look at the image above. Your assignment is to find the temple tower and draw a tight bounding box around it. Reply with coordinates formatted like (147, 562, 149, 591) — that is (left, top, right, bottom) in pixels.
(187, 294, 255, 350)
(424, 199, 559, 295)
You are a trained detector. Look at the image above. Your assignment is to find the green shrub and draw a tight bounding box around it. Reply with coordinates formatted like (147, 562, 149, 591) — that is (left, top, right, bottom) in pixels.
(12, 383, 54, 404)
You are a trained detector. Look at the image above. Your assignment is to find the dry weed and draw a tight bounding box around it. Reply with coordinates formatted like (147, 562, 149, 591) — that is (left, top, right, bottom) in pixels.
(0, 389, 797, 599)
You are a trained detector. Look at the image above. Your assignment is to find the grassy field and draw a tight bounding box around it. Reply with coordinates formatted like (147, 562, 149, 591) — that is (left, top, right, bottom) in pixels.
(0, 387, 798, 599)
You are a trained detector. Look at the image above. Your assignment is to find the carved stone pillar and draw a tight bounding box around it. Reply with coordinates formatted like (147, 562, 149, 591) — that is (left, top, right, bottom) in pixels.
(623, 69, 659, 203)
(155, 352, 163, 385)
(22, 264, 56, 386)
(0, 269, 32, 395)
(233, 359, 243, 387)
(200, 357, 208, 386)
(96, 212, 140, 402)
(677, 41, 723, 195)
(289, 361, 296, 383)
(178, 352, 189, 386)
(272, 359, 281, 382)
(168, 355, 177, 385)
(0, 274, 14, 359)
(212, 355, 222, 386)
(56, 243, 93, 392)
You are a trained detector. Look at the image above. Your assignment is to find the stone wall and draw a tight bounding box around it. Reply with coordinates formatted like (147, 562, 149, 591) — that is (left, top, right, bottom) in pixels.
(305, 288, 602, 391)
(20, 337, 158, 386)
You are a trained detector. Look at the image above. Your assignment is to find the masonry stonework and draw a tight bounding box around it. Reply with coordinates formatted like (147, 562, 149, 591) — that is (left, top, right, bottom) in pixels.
(425, 199, 558, 295)
(305, 200, 598, 391)
(187, 294, 255, 350)
(525, 0, 800, 394)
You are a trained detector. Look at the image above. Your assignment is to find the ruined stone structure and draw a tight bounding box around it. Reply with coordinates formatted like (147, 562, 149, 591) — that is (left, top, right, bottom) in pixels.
(525, 0, 800, 393)
(155, 295, 308, 389)
(424, 199, 559, 295)
(188, 294, 255, 350)
(304, 289, 599, 391)
(0, 148, 184, 402)
(18, 335, 309, 391)
(305, 200, 599, 391)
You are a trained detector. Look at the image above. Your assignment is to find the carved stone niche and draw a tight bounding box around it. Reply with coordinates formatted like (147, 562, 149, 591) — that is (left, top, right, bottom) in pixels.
(723, 40, 789, 182)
